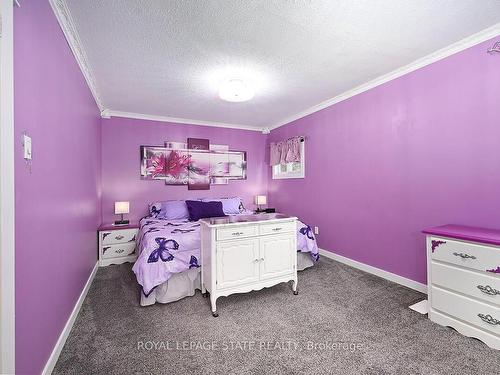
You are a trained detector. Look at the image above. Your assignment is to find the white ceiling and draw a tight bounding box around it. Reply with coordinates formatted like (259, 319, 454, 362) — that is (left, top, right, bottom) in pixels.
(62, 0, 500, 130)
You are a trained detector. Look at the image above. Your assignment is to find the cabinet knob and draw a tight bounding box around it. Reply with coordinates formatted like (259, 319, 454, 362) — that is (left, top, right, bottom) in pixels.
(477, 285, 500, 296)
(478, 313, 500, 325)
(453, 252, 476, 260)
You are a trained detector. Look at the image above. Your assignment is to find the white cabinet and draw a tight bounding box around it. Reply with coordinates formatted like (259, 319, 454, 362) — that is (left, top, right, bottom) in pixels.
(216, 239, 260, 289)
(259, 235, 295, 280)
(424, 225, 500, 350)
(98, 224, 139, 267)
(201, 214, 298, 317)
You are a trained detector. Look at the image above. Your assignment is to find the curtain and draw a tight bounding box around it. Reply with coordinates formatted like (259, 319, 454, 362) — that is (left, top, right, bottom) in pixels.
(270, 136, 302, 166)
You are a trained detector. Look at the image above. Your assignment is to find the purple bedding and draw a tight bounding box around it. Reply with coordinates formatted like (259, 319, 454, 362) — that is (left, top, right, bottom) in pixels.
(132, 216, 319, 297)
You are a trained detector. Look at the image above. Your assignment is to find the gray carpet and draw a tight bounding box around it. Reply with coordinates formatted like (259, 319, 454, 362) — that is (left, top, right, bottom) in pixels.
(53, 258, 499, 375)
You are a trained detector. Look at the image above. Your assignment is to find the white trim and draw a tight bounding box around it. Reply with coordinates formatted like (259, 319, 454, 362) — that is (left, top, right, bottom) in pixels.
(42, 262, 99, 375)
(104, 110, 263, 132)
(269, 23, 500, 130)
(49, 0, 104, 112)
(0, 0, 15, 372)
(319, 249, 427, 294)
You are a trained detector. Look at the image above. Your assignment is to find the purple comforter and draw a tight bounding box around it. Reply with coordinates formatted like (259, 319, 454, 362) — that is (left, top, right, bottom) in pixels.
(132, 216, 319, 296)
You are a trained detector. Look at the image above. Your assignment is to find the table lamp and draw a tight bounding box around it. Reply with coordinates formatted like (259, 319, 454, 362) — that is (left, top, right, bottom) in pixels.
(114, 201, 130, 225)
(255, 195, 267, 213)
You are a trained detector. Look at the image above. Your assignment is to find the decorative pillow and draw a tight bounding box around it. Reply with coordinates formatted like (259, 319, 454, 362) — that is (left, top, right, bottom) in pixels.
(148, 200, 189, 220)
(202, 197, 244, 215)
(185, 200, 226, 221)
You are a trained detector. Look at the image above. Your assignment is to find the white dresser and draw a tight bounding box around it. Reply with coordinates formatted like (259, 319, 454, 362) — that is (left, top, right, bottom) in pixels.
(424, 225, 500, 350)
(201, 214, 298, 317)
(98, 223, 139, 267)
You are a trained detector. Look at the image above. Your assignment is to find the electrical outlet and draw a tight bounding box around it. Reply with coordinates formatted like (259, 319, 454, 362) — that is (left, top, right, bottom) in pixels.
(314, 226, 319, 235)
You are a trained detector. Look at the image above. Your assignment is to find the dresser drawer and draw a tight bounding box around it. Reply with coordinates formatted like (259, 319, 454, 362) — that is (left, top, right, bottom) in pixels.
(431, 262, 500, 306)
(431, 286, 500, 336)
(101, 228, 138, 245)
(259, 221, 296, 236)
(430, 237, 500, 274)
(216, 225, 258, 241)
(102, 242, 136, 259)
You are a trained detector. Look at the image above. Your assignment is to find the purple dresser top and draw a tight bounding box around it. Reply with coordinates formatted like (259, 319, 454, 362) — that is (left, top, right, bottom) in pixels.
(99, 222, 140, 231)
(422, 224, 500, 246)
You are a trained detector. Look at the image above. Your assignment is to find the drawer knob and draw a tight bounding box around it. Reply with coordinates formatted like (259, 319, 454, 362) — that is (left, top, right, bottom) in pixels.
(452, 252, 476, 260)
(232, 232, 244, 236)
(477, 285, 500, 296)
(272, 227, 282, 231)
(478, 313, 500, 325)
(115, 235, 125, 240)
(116, 249, 125, 254)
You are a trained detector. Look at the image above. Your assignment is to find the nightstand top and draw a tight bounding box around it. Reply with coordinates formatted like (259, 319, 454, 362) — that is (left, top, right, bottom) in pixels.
(99, 222, 140, 231)
(422, 224, 500, 246)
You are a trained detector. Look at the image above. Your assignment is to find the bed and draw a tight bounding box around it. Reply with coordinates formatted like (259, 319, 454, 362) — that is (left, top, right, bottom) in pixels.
(132, 200, 319, 306)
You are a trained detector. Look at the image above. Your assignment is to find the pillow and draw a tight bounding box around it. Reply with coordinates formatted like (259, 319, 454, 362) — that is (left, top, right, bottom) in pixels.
(202, 197, 244, 215)
(185, 200, 226, 221)
(148, 200, 189, 220)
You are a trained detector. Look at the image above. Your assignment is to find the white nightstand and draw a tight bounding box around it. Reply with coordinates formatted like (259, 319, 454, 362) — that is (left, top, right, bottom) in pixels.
(98, 223, 139, 267)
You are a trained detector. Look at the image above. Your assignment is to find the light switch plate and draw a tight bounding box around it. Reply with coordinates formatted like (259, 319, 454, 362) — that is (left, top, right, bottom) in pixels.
(314, 226, 319, 235)
(23, 134, 32, 160)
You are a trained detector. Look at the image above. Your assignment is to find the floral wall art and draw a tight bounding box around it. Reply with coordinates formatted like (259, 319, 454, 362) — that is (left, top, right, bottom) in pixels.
(140, 138, 247, 190)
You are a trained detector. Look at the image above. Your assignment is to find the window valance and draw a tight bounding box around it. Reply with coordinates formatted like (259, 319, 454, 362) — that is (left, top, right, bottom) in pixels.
(270, 136, 302, 166)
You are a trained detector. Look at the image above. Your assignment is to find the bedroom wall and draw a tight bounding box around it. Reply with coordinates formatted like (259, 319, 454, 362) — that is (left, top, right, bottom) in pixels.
(100, 117, 268, 223)
(14, 3, 101, 374)
(268, 36, 500, 285)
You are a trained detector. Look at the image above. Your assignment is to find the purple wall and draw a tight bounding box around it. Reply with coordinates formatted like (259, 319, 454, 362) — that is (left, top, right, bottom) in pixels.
(14, 3, 101, 374)
(100, 117, 268, 223)
(268, 36, 500, 285)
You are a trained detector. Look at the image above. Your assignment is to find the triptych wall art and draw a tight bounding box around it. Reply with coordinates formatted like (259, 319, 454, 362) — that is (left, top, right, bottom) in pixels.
(140, 138, 247, 190)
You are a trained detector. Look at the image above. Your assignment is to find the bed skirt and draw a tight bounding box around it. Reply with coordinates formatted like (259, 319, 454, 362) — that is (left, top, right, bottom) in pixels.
(140, 252, 315, 306)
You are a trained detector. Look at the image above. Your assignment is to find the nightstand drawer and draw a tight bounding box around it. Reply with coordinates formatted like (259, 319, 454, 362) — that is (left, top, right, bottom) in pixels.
(102, 242, 136, 259)
(217, 225, 258, 241)
(431, 262, 500, 306)
(430, 237, 500, 274)
(260, 221, 296, 236)
(101, 228, 137, 245)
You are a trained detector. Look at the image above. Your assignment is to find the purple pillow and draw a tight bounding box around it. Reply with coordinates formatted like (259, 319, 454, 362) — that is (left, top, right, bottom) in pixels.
(148, 200, 189, 220)
(185, 200, 226, 221)
(202, 197, 243, 215)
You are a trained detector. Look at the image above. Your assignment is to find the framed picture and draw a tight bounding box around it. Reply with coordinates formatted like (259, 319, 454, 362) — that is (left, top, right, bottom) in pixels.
(140, 146, 167, 180)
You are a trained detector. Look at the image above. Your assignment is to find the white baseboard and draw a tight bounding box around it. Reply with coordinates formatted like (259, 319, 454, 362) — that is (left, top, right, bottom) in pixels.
(319, 249, 427, 294)
(42, 262, 98, 375)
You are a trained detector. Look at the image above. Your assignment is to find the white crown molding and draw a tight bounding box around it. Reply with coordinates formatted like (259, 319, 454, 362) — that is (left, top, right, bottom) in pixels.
(319, 249, 427, 294)
(49, 0, 104, 112)
(103, 110, 263, 132)
(269, 23, 500, 131)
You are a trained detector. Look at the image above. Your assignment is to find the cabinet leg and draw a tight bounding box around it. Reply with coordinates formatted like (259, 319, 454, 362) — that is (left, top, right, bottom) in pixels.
(292, 279, 298, 295)
(210, 295, 218, 317)
(201, 283, 207, 295)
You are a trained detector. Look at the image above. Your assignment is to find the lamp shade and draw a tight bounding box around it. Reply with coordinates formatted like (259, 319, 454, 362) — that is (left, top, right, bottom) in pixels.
(255, 195, 267, 205)
(114, 201, 130, 215)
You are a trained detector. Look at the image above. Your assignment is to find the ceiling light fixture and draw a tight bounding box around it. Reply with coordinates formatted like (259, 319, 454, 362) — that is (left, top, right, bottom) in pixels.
(218, 78, 255, 102)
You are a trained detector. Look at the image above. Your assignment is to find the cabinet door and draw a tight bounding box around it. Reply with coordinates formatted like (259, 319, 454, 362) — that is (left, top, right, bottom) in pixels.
(216, 239, 260, 289)
(259, 235, 295, 280)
